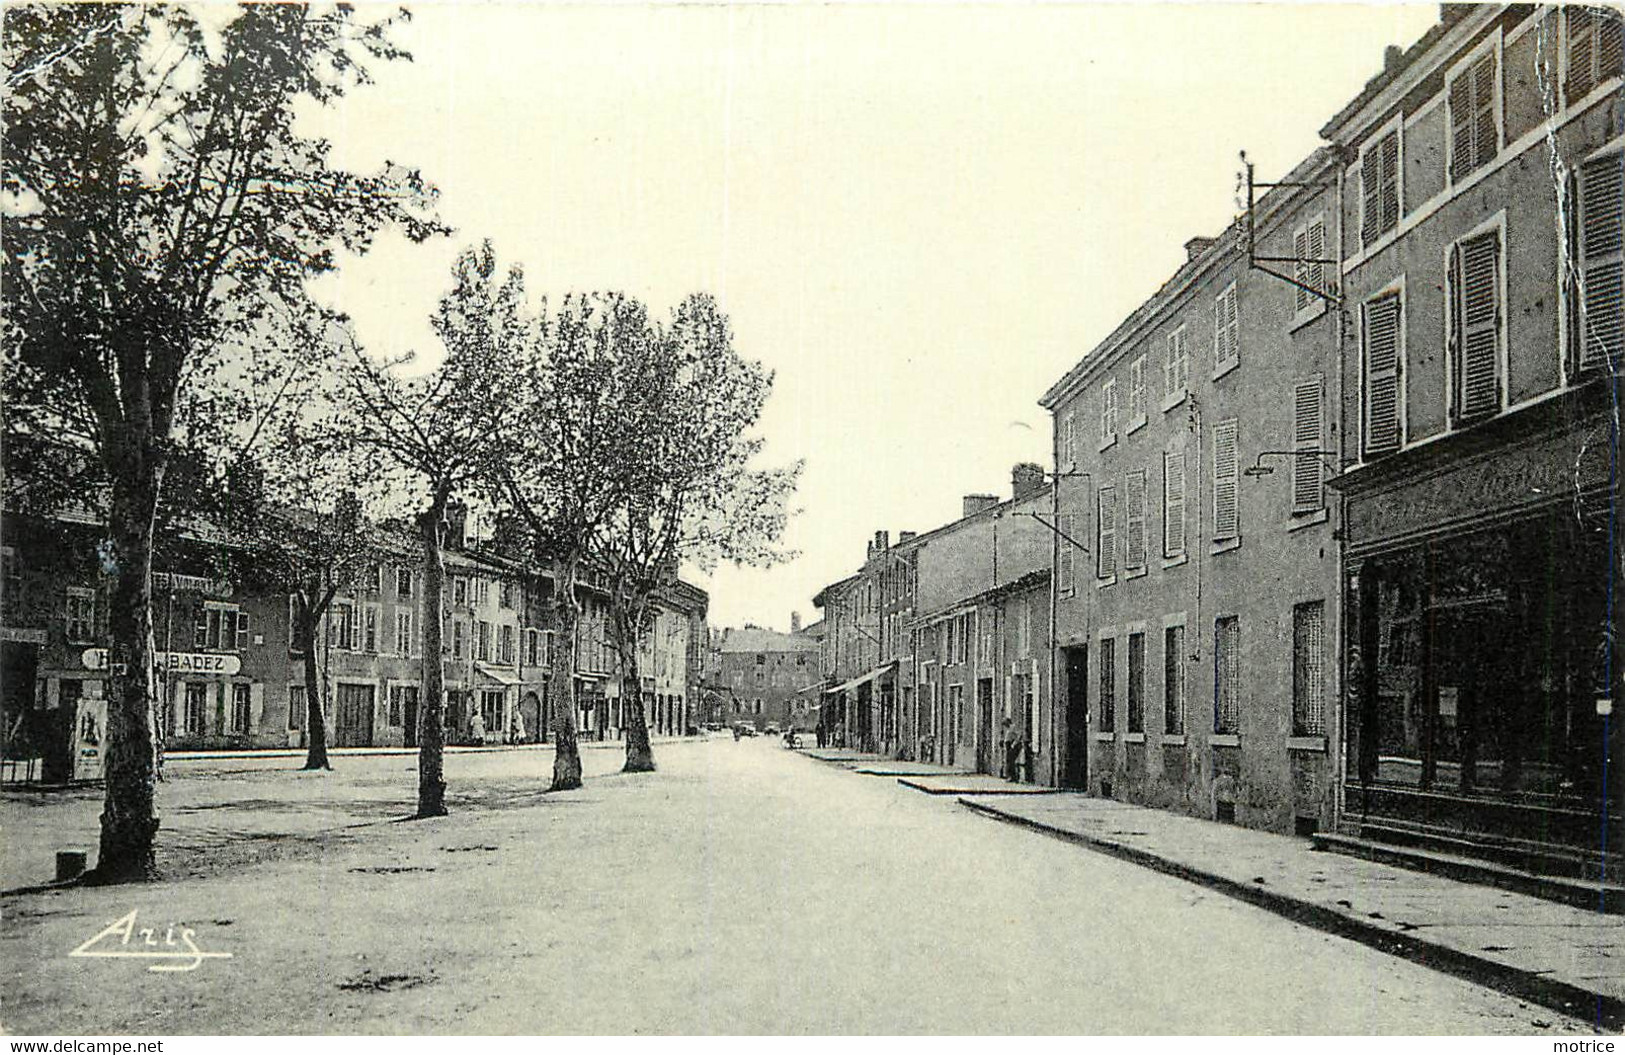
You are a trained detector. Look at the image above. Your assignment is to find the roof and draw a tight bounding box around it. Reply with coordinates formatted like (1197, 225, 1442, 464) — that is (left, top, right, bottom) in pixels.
(716, 626, 821, 654)
(915, 568, 1051, 626)
(1319, 5, 1475, 142)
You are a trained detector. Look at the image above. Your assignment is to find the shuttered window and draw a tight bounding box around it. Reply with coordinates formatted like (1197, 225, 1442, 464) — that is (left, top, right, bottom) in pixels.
(1062, 412, 1078, 468)
(1126, 632, 1145, 734)
(1214, 282, 1240, 371)
(1100, 380, 1119, 442)
(1362, 292, 1403, 457)
(1360, 130, 1401, 247)
(1294, 217, 1327, 314)
(1211, 420, 1239, 542)
(1449, 229, 1503, 423)
(1162, 450, 1186, 558)
(1292, 376, 1324, 514)
(1125, 469, 1148, 570)
(1163, 624, 1185, 736)
(1292, 601, 1326, 737)
(1576, 151, 1624, 372)
(1128, 355, 1146, 422)
(1057, 513, 1077, 596)
(1164, 326, 1189, 402)
(1565, 6, 1624, 105)
(1214, 616, 1240, 735)
(1098, 636, 1116, 733)
(1097, 485, 1117, 579)
(1448, 49, 1499, 183)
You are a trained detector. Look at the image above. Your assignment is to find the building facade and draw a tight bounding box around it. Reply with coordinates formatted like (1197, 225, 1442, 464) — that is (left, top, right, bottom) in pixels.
(710, 624, 821, 732)
(1323, 4, 1623, 872)
(1041, 150, 1344, 834)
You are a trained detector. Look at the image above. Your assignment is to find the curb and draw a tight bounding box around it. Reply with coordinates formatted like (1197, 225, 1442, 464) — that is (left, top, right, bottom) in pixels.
(900, 778, 1061, 796)
(956, 797, 1621, 1032)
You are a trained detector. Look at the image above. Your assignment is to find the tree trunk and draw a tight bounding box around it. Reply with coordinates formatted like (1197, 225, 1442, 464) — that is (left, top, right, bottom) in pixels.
(617, 605, 655, 773)
(90, 463, 163, 884)
(298, 595, 332, 771)
(416, 490, 450, 818)
(549, 583, 583, 791)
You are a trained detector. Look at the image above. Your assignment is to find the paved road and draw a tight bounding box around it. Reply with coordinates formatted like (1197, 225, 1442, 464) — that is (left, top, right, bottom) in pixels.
(0, 739, 1573, 1034)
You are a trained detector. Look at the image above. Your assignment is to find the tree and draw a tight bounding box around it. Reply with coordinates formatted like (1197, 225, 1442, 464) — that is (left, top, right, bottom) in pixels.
(2, 4, 444, 880)
(490, 293, 642, 791)
(594, 293, 801, 772)
(335, 243, 521, 817)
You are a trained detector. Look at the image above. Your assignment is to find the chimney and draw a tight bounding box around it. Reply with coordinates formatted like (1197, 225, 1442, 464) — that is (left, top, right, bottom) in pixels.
(874, 530, 889, 552)
(898, 531, 917, 544)
(962, 494, 998, 519)
(444, 500, 469, 551)
(791, 611, 802, 633)
(1383, 43, 1404, 72)
(1184, 236, 1216, 263)
(1011, 462, 1046, 501)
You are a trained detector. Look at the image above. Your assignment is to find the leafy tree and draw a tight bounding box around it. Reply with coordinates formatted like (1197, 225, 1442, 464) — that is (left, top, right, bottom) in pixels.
(594, 293, 801, 772)
(334, 243, 521, 817)
(2, 4, 444, 880)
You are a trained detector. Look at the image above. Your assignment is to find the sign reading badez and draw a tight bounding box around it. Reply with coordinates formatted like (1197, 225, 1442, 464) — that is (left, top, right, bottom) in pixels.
(80, 648, 242, 676)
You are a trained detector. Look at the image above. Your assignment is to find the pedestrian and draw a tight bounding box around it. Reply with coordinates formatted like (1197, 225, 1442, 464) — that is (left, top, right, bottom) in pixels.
(470, 709, 486, 746)
(816, 722, 827, 749)
(1002, 716, 1021, 782)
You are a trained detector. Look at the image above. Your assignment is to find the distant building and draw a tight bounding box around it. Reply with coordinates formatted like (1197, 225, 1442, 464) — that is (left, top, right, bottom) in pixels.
(708, 623, 821, 731)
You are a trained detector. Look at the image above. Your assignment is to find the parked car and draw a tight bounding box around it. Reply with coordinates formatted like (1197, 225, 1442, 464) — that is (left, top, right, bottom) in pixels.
(764, 723, 780, 736)
(734, 723, 758, 737)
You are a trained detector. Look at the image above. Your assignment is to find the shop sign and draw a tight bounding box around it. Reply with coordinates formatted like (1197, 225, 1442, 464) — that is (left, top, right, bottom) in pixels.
(81, 648, 241, 676)
(153, 572, 234, 599)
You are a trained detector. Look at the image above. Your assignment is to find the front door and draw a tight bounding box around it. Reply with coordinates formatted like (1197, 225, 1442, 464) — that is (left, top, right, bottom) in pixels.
(334, 683, 375, 748)
(1062, 645, 1089, 790)
(976, 678, 994, 774)
(403, 689, 419, 749)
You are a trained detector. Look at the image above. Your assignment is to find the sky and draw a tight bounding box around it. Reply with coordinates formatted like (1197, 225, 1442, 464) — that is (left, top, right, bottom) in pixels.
(306, 1, 1439, 634)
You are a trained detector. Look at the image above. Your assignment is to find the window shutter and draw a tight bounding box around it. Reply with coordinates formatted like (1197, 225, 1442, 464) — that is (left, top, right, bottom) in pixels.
(1097, 486, 1117, 578)
(194, 607, 208, 650)
(1579, 152, 1624, 371)
(1212, 421, 1239, 541)
(1292, 378, 1324, 513)
(1128, 357, 1145, 420)
(1449, 64, 1476, 181)
(1472, 52, 1498, 169)
(1214, 286, 1238, 368)
(1164, 337, 1177, 400)
(1361, 145, 1383, 247)
(1603, 9, 1625, 83)
(1570, 7, 1598, 101)
(1162, 450, 1186, 558)
(1058, 513, 1076, 594)
(1379, 133, 1401, 234)
(1125, 470, 1147, 569)
(1453, 231, 1502, 421)
(1363, 293, 1403, 457)
(1307, 219, 1327, 303)
(1294, 227, 1312, 311)
(236, 611, 250, 651)
(1176, 329, 1189, 392)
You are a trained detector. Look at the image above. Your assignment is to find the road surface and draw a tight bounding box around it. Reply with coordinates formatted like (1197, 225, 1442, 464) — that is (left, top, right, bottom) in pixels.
(0, 738, 1574, 1034)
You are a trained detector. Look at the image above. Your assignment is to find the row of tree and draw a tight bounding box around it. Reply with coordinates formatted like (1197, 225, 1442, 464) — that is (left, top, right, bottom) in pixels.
(2, 4, 796, 883)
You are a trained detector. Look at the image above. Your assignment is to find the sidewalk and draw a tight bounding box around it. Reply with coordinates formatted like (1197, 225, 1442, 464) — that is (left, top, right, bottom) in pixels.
(163, 734, 704, 764)
(958, 793, 1623, 1031)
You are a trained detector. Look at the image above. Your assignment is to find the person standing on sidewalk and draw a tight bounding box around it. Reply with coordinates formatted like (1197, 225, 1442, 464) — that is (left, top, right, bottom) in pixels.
(1002, 717, 1023, 782)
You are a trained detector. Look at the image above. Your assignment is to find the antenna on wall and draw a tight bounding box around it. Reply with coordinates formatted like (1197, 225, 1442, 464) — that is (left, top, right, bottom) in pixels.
(1235, 150, 1341, 307)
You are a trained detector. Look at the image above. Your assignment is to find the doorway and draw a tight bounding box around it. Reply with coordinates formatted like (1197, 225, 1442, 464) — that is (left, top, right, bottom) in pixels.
(976, 678, 994, 774)
(334, 683, 375, 748)
(1062, 645, 1089, 790)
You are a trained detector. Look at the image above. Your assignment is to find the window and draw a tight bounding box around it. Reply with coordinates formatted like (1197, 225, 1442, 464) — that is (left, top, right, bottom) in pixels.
(1292, 376, 1325, 514)
(390, 685, 418, 727)
(1096, 485, 1118, 579)
(230, 683, 251, 733)
(475, 578, 490, 606)
(453, 577, 468, 606)
(1292, 601, 1326, 737)
(1057, 512, 1077, 596)
(2, 547, 20, 616)
(1360, 129, 1401, 247)
(1163, 326, 1190, 404)
(288, 684, 306, 731)
(1448, 46, 1499, 183)
(1014, 601, 1031, 658)
(1126, 631, 1145, 734)
(1164, 624, 1185, 736)
(1448, 227, 1503, 424)
(1062, 412, 1078, 469)
(1362, 291, 1404, 457)
(1575, 151, 1623, 373)
(196, 602, 245, 652)
(1127, 355, 1147, 424)
(329, 601, 355, 650)
(1100, 379, 1119, 444)
(1566, 6, 1624, 105)
(1293, 216, 1328, 315)
(363, 605, 379, 654)
(1162, 451, 1186, 559)
(756, 654, 765, 665)
(1211, 420, 1239, 542)
(480, 690, 502, 732)
(1214, 616, 1240, 735)
(525, 628, 541, 667)
(184, 683, 209, 735)
(501, 581, 515, 609)
(1213, 283, 1240, 372)
(1098, 637, 1116, 733)
(477, 620, 492, 661)
(396, 609, 414, 656)
(452, 619, 467, 660)
(396, 567, 413, 599)
(499, 625, 516, 665)
(288, 595, 304, 654)
(1124, 470, 1148, 571)
(65, 587, 95, 643)
(363, 565, 382, 593)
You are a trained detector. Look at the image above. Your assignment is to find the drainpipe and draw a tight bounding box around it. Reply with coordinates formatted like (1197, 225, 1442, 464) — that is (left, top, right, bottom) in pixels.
(1049, 462, 1061, 788)
(1332, 153, 1349, 835)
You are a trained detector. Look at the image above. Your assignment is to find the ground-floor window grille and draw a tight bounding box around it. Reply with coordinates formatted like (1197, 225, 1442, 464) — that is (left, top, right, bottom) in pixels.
(1214, 616, 1240, 735)
(1126, 632, 1145, 733)
(1292, 601, 1326, 736)
(1164, 625, 1185, 735)
(1098, 637, 1116, 733)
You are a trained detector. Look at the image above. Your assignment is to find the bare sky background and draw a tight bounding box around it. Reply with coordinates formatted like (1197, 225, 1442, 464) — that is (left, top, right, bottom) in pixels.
(307, 2, 1438, 633)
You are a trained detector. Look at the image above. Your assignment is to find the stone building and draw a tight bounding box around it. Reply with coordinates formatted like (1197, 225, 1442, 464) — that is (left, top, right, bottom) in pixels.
(710, 623, 821, 732)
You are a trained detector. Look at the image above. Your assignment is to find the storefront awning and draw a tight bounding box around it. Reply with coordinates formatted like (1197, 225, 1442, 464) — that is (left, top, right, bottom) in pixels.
(824, 662, 897, 696)
(474, 664, 522, 686)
